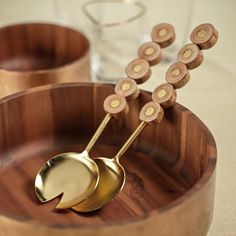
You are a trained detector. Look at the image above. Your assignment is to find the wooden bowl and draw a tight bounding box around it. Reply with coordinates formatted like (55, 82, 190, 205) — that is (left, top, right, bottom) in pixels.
(0, 83, 217, 236)
(0, 23, 90, 98)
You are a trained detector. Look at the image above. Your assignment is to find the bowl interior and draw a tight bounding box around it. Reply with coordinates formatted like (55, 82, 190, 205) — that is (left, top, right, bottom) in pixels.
(0, 23, 89, 72)
(0, 83, 216, 226)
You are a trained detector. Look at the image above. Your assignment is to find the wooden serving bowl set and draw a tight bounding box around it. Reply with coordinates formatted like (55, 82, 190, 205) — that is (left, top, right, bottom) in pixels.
(0, 22, 218, 236)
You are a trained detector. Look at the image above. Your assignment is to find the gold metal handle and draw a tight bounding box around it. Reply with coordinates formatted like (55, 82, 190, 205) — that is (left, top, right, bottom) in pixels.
(86, 94, 128, 153)
(85, 113, 112, 153)
(114, 101, 164, 160)
(114, 121, 146, 160)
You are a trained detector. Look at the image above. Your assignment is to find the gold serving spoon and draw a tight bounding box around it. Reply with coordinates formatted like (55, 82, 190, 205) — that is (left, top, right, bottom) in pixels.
(35, 94, 129, 209)
(35, 23, 176, 209)
(72, 100, 165, 212)
(72, 23, 218, 212)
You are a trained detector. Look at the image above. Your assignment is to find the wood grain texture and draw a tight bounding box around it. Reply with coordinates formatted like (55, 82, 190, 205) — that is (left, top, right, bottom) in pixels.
(0, 23, 90, 98)
(0, 83, 217, 236)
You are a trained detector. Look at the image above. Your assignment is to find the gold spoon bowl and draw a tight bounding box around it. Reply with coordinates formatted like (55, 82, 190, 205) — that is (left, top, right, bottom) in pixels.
(35, 151, 99, 209)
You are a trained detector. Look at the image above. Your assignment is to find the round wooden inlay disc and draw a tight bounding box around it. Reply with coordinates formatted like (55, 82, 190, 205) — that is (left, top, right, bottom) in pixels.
(139, 101, 164, 125)
(115, 78, 139, 100)
(151, 23, 176, 48)
(103, 94, 129, 117)
(190, 23, 218, 49)
(138, 41, 162, 66)
(152, 83, 177, 108)
(125, 58, 151, 84)
(166, 62, 190, 88)
(177, 43, 204, 70)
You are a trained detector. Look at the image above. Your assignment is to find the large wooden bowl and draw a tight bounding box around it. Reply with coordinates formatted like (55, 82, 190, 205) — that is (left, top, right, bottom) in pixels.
(0, 83, 217, 236)
(0, 23, 90, 98)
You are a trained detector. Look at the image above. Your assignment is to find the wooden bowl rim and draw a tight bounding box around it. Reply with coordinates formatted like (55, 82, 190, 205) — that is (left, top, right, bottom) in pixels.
(0, 22, 90, 75)
(0, 82, 217, 229)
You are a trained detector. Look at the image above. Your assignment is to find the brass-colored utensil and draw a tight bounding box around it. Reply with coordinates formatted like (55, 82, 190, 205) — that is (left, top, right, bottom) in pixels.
(35, 23, 176, 209)
(35, 94, 129, 209)
(72, 101, 164, 212)
(72, 23, 218, 212)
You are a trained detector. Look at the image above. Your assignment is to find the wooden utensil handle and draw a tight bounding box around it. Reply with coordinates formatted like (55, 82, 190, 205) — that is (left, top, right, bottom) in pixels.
(124, 23, 176, 84)
(165, 23, 218, 90)
(177, 23, 218, 71)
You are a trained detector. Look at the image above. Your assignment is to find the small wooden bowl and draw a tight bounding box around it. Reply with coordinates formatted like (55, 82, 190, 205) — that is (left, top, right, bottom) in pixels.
(0, 23, 90, 98)
(0, 83, 217, 236)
